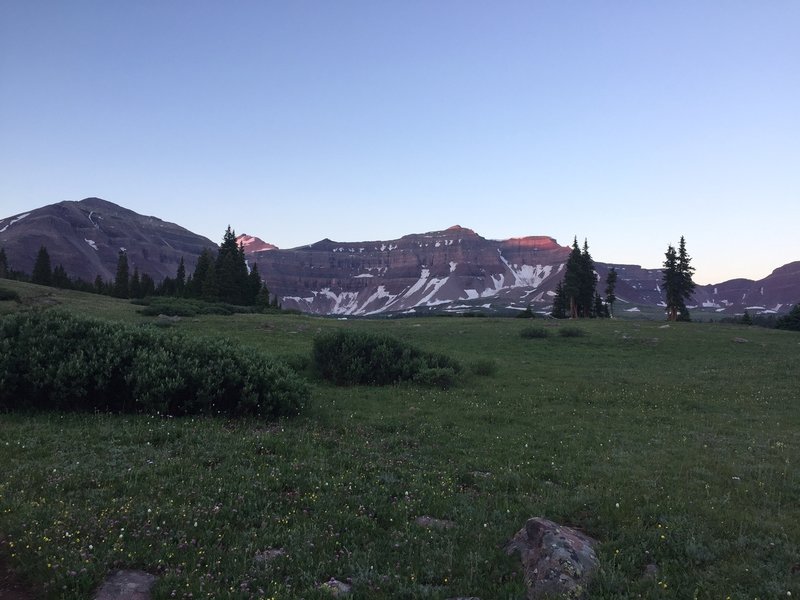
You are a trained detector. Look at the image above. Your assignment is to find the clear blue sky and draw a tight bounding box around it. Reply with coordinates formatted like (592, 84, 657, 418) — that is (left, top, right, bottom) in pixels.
(2, 1, 798, 284)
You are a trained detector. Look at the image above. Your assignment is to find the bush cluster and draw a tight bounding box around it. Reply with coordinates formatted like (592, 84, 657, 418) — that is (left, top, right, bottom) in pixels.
(520, 327, 550, 339)
(0, 311, 308, 418)
(312, 329, 461, 388)
(0, 288, 20, 302)
(559, 327, 586, 337)
(137, 297, 257, 317)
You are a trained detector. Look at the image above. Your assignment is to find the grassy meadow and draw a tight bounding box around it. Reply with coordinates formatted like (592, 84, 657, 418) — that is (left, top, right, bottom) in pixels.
(0, 280, 798, 598)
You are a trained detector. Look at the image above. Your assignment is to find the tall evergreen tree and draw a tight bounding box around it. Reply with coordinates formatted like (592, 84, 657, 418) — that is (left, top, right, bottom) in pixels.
(551, 280, 568, 319)
(563, 238, 583, 318)
(94, 275, 106, 295)
(605, 267, 618, 318)
(579, 239, 597, 317)
(215, 226, 249, 304)
(140, 273, 156, 297)
(247, 262, 263, 305)
(113, 251, 130, 298)
(52, 264, 71, 288)
(202, 260, 219, 300)
(662, 236, 695, 321)
(188, 249, 214, 298)
(32, 246, 52, 286)
(130, 268, 142, 299)
(176, 257, 186, 296)
(0, 247, 8, 278)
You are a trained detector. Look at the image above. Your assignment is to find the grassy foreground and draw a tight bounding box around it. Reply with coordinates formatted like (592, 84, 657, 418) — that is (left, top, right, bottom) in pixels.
(0, 281, 798, 598)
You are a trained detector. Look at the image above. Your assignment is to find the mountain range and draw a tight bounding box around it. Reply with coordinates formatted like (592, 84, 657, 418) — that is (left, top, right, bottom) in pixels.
(2, 198, 798, 316)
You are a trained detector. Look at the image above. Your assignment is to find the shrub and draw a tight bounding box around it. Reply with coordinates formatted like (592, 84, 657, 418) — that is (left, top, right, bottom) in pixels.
(520, 327, 550, 339)
(137, 297, 255, 317)
(0, 288, 20, 302)
(469, 358, 498, 377)
(775, 303, 800, 332)
(0, 311, 308, 418)
(312, 329, 461, 386)
(413, 367, 458, 390)
(559, 327, 586, 337)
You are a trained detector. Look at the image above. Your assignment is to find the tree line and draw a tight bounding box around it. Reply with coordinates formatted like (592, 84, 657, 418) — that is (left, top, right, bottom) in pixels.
(0, 226, 279, 308)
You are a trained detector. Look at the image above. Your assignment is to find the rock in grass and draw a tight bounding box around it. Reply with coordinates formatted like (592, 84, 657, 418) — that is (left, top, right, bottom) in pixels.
(319, 578, 351, 596)
(504, 517, 598, 600)
(415, 515, 456, 529)
(253, 548, 285, 563)
(94, 570, 156, 600)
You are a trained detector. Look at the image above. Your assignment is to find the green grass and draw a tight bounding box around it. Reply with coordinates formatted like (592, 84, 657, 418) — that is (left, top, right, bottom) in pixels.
(0, 280, 798, 598)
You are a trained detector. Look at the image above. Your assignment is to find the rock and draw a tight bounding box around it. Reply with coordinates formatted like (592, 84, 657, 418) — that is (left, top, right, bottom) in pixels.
(505, 517, 599, 600)
(415, 516, 456, 529)
(94, 570, 156, 600)
(642, 563, 660, 580)
(733, 337, 750, 343)
(253, 548, 285, 563)
(318, 578, 351, 597)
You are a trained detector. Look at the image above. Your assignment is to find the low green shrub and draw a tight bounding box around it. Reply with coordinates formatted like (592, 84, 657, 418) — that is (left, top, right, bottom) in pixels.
(312, 329, 461, 386)
(559, 327, 586, 337)
(0, 288, 20, 302)
(137, 297, 256, 317)
(0, 311, 308, 418)
(520, 326, 550, 339)
(468, 358, 498, 376)
(413, 367, 458, 389)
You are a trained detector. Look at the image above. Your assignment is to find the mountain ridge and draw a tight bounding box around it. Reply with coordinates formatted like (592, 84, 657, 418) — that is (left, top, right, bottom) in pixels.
(2, 198, 798, 316)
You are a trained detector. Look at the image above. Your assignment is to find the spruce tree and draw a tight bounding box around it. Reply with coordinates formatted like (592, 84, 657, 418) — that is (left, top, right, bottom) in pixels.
(176, 257, 186, 296)
(130, 268, 142, 298)
(0, 247, 8, 278)
(202, 261, 219, 300)
(775, 304, 800, 331)
(189, 249, 214, 298)
(52, 264, 71, 288)
(605, 267, 618, 318)
(140, 273, 156, 297)
(247, 263, 263, 306)
(32, 246, 52, 286)
(563, 238, 583, 318)
(662, 236, 696, 321)
(579, 239, 597, 317)
(113, 251, 130, 298)
(551, 280, 568, 319)
(94, 275, 106, 295)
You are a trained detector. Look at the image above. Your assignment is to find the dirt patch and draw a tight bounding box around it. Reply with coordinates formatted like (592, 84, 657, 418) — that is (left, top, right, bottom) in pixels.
(0, 556, 36, 600)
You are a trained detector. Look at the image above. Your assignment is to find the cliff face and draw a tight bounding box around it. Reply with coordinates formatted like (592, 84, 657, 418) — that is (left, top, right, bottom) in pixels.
(246, 226, 572, 315)
(0, 198, 216, 282)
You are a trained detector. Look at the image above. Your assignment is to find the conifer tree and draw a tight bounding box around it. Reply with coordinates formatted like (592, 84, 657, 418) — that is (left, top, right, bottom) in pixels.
(32, 246, 52, 286)
(579, 239, 597, 317)
(94, 275, 106, 295)
(202, 261, 219, 300)
(563, 238, 583, 318)
(130, 268, 142, 299)
(215, 226, 249, 304)
(189, 249, 214, 298)
(247, 263, 263, 306)
(52, 264, 71, 288)
(775, 303, 800, 331)
(662, 236, 696, 321)
(0, 247, 8, 279)
(605, 267, 618, 318)
(551, 280, 568, 319)
(140, 273, 156, 297)
(176, 257, 186, 296)
(113, 251, 129, 298)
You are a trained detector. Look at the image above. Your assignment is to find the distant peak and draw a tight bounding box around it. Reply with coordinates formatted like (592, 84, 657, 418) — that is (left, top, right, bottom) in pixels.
(236, 233, 278, 252)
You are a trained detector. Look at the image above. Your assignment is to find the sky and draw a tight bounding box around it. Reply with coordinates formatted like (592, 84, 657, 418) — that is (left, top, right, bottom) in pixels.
(1, 1, 798, 285)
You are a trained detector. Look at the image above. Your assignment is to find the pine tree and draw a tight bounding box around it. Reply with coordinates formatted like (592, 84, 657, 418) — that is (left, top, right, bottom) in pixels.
(113, 251, 129, 298)
(140, 273, 156, 297)
(605, 267, 618, 318)
(202, 261, 219, 300)
(579, 239, 597, 317)
(551, 280, 568, 319)
(247, 263, 263, 306)
(0, 247, 8, 278)
(215, 226, 249, 304)
(775, 303, 800, 331)
(130, 268, 142, 299)
(52, 264, 71, 288)
(94, 275, 106, 295)
(563, 238, 583, 318)
(593, 293, 604, 318)
(176, 258, 186, 296)
(662, 236, 696, 321)
(740, 310, 752, 326)
(32, 246, 52, 286)
(188, 249, 214, 298)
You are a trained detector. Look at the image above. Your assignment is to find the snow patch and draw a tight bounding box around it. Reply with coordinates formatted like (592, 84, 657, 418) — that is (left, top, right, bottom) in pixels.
(0, 212, 30, 233)
(85, 239, 98, 251)
(625, 307, 641, 312)
(449, 261, 457, 273)
(354, 273, 374, 278)
(462, 289, 479, 300)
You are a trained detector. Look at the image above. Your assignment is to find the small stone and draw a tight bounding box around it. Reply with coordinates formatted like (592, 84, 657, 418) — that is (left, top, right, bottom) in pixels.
(733, 337, 750, 343)
(319, 578, 351, 597)
(642, 563, 659, 580)
(415, 516, 456, 529)
(94, 570, 157, 600)
(254, 548, 285, 563)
